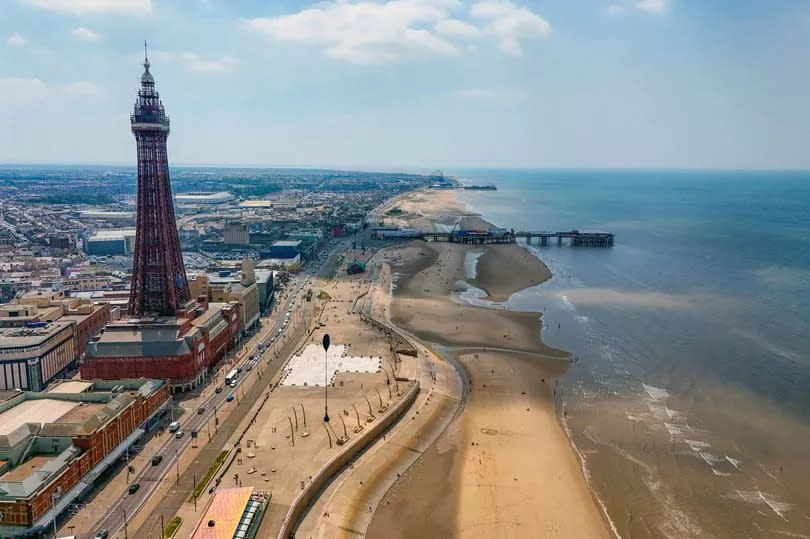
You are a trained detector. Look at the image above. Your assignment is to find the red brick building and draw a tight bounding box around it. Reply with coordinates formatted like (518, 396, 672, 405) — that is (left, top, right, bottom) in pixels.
(82, 302, 239, 392)
(0, 379, 169, 531)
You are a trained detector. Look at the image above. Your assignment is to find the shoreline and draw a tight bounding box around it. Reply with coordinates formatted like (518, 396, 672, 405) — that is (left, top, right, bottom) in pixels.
(368, 189, 609, 538)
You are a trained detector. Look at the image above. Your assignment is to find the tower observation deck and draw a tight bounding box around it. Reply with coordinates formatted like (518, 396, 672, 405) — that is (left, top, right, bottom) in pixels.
(128, 45, 190, 316)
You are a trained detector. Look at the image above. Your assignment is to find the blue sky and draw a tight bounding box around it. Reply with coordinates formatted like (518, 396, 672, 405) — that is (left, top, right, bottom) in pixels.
(1, 0, 808, 169)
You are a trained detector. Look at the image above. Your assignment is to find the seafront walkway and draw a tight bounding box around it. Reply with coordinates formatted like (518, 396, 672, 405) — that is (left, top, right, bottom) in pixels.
(294, 256, 465, 538)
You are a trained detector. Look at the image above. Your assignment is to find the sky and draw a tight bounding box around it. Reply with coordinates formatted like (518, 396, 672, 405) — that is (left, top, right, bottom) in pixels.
(0, 0, 809, 169)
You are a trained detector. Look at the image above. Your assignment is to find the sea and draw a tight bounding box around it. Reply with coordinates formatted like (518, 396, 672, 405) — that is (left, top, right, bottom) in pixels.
(451, 170, 810, 538)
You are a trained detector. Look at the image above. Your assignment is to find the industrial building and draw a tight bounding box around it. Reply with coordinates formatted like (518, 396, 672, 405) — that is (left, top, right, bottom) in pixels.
(0, 378, 169, 535)
(267, 240, 301, 259)
(286, 230, 322, 242)
(84, 229, 136, 256)
(223, 221, 250, 245)
(77, 210, 135, 224)
(175, 192, 235, 205)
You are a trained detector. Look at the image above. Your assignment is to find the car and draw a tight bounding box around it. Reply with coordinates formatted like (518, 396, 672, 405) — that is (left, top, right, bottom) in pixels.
(94, 530, 109, 539)
(175, 431, 184, 439)
(236, 366, 243, 373)
(215, 386, 223, 394)
(246, 364, 253, 371)
(270, 336, 276, 343)
(229, 380, 237, 387)
(151, 455, 163, 466)
(128, 483, 140, 494)
(168, 421, 180, 433)
(197, 406, 206, 414)
(226, 394, 234, 402)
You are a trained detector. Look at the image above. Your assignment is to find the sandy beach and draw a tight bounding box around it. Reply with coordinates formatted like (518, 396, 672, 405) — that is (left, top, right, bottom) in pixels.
(368, 190, 609, 538)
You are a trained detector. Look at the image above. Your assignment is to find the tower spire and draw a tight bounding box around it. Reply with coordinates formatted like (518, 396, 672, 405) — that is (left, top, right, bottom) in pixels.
(143, 40, 150, 71)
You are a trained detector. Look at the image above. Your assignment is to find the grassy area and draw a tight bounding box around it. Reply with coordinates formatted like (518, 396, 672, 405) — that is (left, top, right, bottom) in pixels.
(189, 450, 229, 502)
(385, 207, 403, 215)
(164, 516, 182, 538)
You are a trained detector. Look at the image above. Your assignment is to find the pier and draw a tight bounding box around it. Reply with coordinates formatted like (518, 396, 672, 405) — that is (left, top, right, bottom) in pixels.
(380, 228, 614, 247)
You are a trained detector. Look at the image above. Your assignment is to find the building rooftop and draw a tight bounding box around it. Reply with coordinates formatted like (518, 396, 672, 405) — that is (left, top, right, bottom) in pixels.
(45, 380, 93, 394)
(89, 320, 194, 358)
(271, 240, 301, 247)
(0, 399, 79, 436)
(88, 229, 136, 240)
(239, 199, 273, 208)
(0, 322, 72, 348)
(191, 487, 254, 539)
(0, 455, 53, 482)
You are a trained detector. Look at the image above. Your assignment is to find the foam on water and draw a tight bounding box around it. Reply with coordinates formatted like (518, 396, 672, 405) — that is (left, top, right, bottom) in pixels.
(642, 383, 670, 401)
(725, 455, 743, 471)
(731, 490, 794, 521)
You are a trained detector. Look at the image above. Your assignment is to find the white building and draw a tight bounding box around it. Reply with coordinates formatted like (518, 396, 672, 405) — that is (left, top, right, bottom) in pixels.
(175, 192, 235, 205)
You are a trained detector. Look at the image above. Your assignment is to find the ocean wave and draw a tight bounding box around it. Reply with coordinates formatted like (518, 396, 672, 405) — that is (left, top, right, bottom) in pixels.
(725, 455, 743, 471)
(730, 490, 794, 521)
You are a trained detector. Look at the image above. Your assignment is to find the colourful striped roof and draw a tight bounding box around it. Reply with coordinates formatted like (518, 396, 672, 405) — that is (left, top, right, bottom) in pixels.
(191, 487, 254, 539)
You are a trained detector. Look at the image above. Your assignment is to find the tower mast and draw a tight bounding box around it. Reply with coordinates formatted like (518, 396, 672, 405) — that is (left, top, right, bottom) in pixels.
(128, 45, 190, 317)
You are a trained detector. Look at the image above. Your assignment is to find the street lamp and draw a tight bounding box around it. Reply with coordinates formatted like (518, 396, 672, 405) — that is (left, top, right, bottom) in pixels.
(322, 333, 330, 422)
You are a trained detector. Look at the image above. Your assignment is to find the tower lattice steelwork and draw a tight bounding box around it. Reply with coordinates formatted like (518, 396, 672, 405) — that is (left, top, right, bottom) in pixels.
(128, 45, 190, 317)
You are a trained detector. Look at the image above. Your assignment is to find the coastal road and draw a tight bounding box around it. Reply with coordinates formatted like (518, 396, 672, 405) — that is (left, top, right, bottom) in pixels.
(81, 261, 326, 539)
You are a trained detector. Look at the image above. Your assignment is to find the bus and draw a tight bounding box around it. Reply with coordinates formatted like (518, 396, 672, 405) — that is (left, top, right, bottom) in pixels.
(224, 368, 239, 386)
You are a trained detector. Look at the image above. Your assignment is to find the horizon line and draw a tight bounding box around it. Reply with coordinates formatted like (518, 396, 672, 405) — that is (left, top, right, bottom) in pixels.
(1, 162, 809, 174)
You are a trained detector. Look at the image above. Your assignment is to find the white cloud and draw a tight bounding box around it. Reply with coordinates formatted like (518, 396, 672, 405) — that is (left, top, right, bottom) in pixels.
(152, 51, 238, 73)
(19, 0, 152, 15)
(636, 0, 668, 13)
(607, 4, 625, 14)
(0, 77, 49, 103)
(7, 33, 26, 47)
(470, 0, 551, 56)
(71, 27, 101, 41)
(456, 86, 523, 102)
(0, 77, 103, 104)
(247, 0, 462, 64)
(63, 80, 103, 97)
(435, 18, 481, 37)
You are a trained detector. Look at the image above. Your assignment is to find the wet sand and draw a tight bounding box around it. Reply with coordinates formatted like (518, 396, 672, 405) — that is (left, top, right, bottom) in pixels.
(368, 219, 608, 537)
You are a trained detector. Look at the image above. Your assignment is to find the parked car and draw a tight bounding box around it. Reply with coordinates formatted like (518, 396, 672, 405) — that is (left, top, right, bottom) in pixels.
(94, 530, 109, 539)
(197, 406, 206, 414)
(215, 386, 223, 394)
(128, 483, 140, 494)
(151, 455, 163, 466)
(226, 394, 234, 402)
(168, 421, 180, 433)
(246, 364, 253, 371)
(175, 431, 184, 439)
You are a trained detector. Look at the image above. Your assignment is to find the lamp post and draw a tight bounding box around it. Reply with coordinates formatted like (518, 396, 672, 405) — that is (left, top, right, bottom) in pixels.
(322, 333, 331, 422)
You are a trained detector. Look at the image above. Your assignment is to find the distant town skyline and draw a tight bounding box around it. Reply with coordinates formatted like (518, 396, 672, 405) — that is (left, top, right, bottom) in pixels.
(1, 0, 809, 169)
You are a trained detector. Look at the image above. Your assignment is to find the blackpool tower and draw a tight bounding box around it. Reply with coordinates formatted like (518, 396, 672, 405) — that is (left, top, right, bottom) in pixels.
(128, 45, 190, 316)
